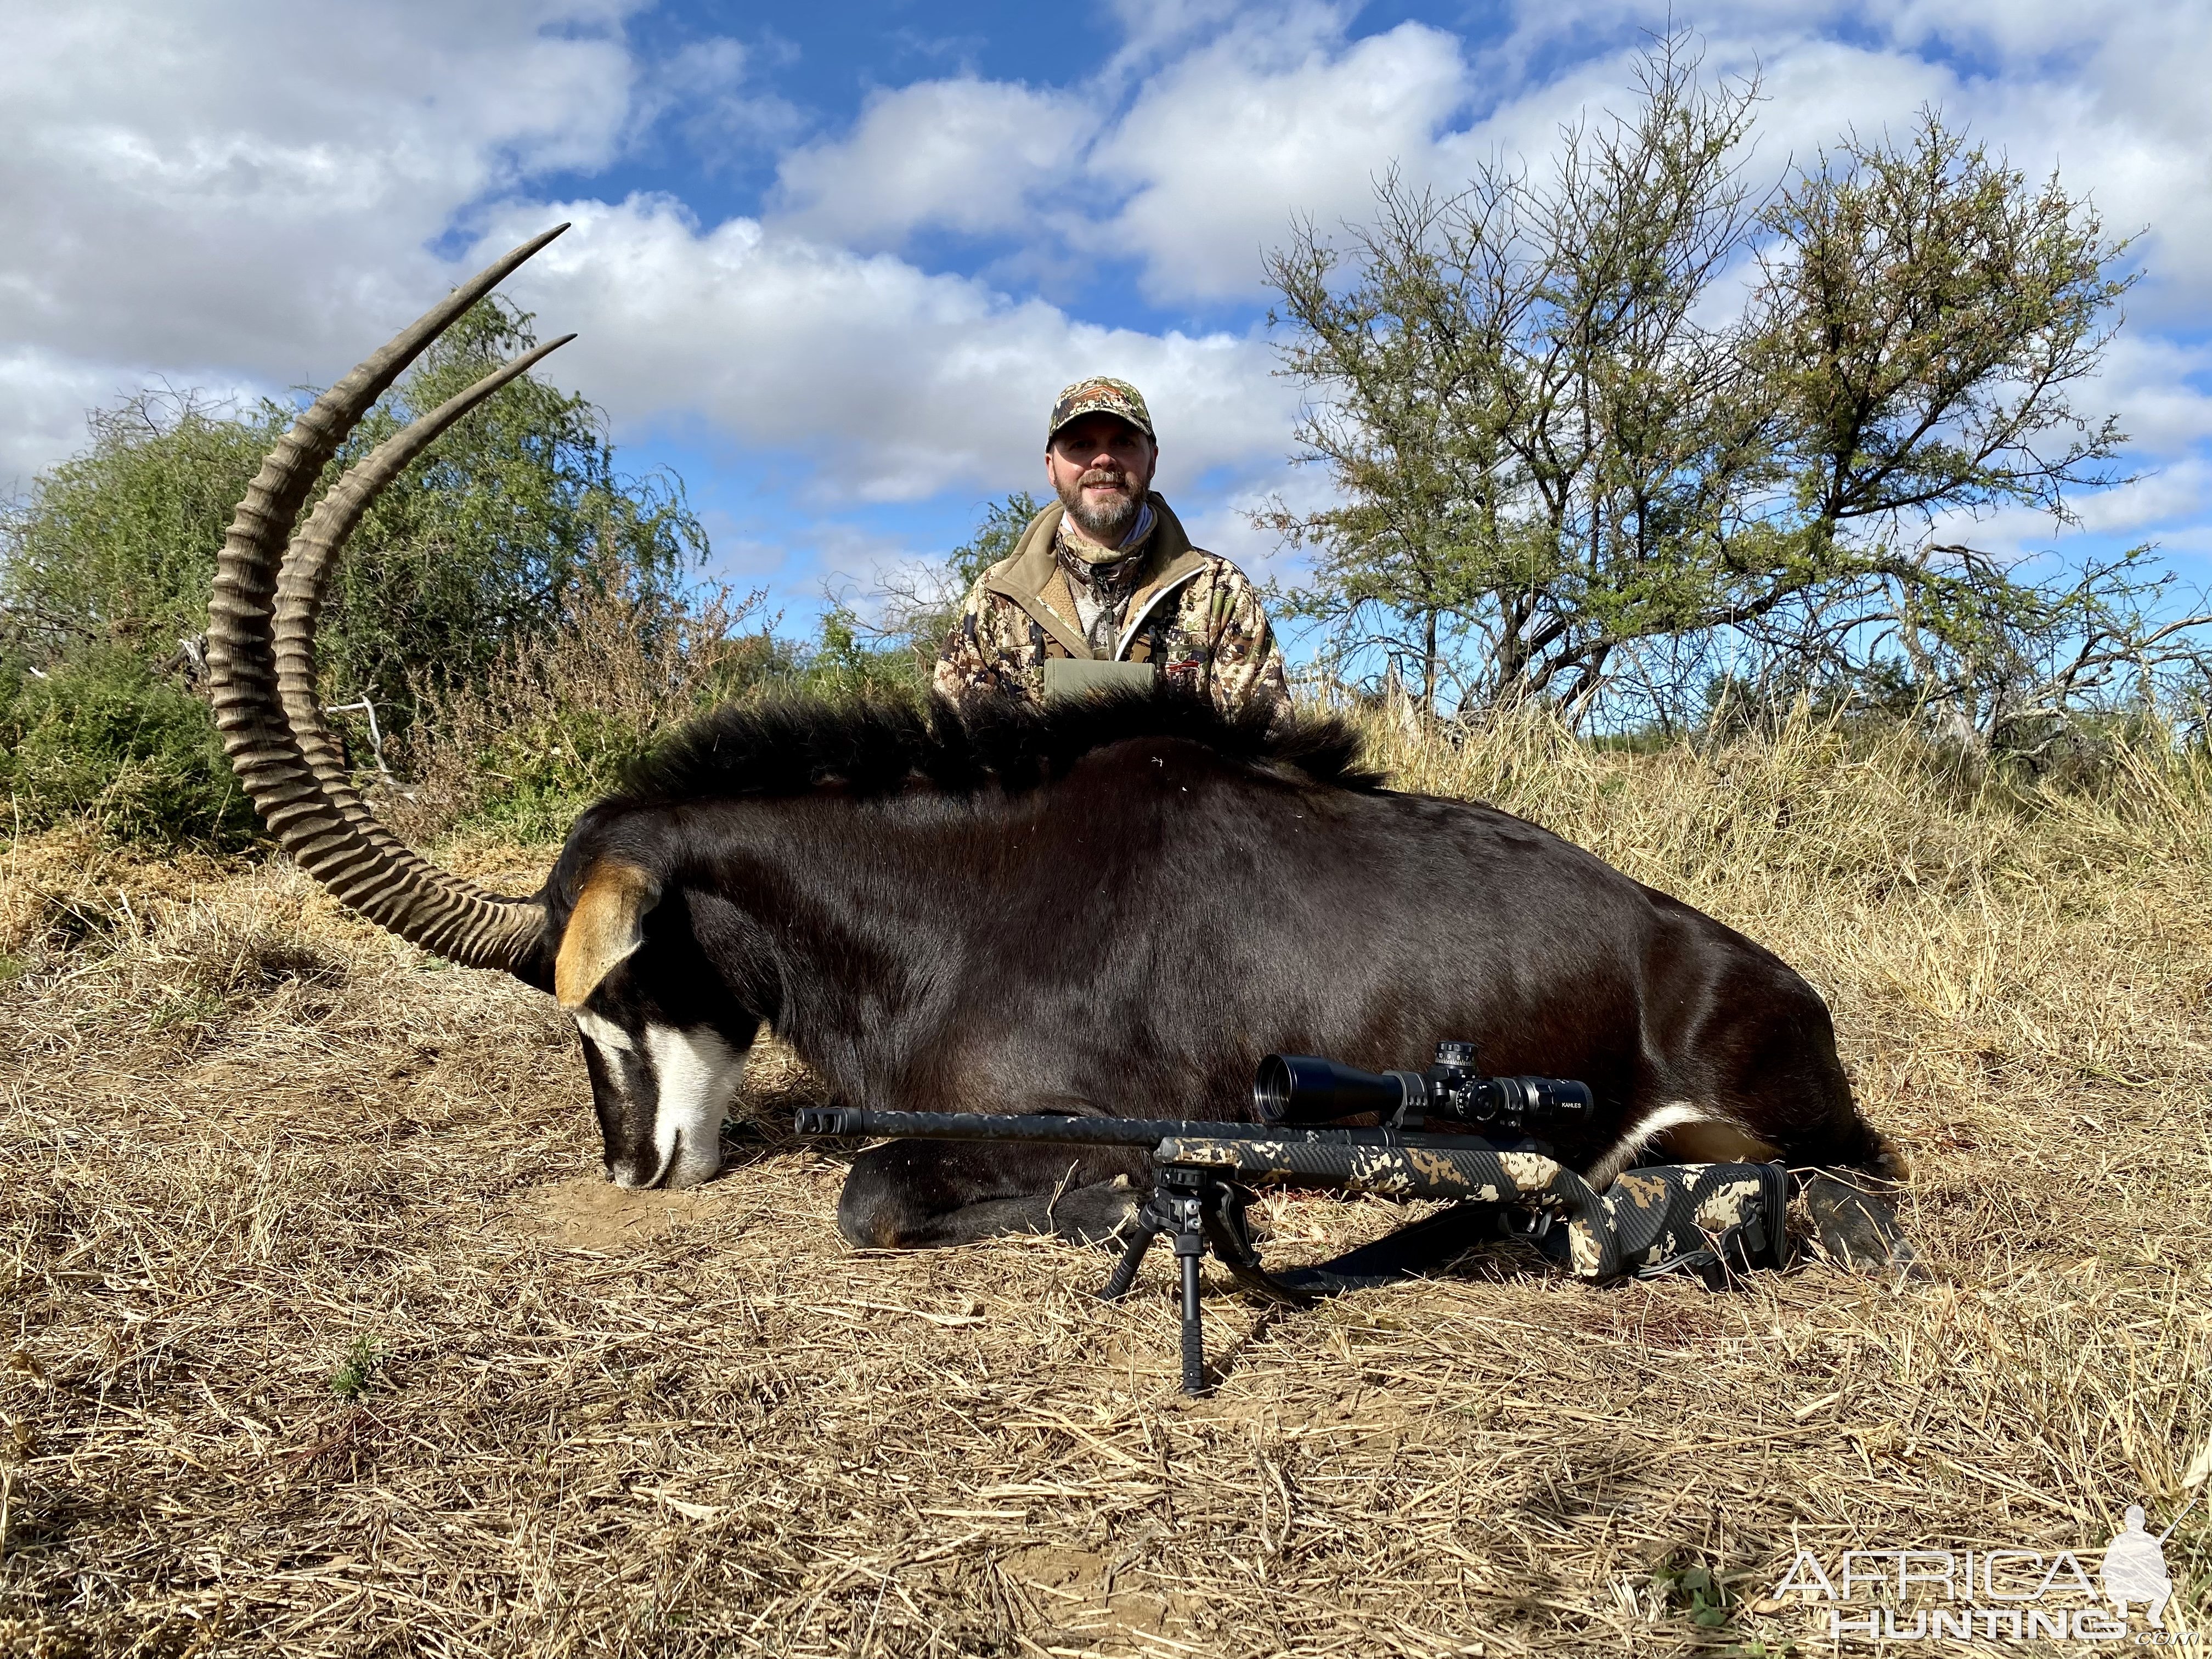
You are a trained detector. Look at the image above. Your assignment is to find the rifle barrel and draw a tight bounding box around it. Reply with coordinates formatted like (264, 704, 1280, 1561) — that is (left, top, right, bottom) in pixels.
(792, 1106, 1540, 1154)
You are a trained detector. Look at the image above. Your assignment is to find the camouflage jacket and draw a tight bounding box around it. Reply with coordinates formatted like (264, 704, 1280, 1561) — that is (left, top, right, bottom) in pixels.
(931, 496, 1289, 719)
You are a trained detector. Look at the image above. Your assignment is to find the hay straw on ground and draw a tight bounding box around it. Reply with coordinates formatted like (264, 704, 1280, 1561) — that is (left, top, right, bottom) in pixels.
(2, 714, 2208, 1656)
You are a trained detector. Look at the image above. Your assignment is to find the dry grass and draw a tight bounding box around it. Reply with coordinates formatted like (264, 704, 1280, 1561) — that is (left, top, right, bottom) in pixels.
(3, 712, 2209, 1657)
(381, 571, 774, 846)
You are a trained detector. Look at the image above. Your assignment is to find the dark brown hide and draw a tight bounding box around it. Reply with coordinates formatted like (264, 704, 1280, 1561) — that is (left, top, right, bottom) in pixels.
(545, 690, 1906, 1259)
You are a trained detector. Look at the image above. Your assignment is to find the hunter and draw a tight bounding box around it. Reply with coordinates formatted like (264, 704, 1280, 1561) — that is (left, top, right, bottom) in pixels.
(932, 377, 1289, 719)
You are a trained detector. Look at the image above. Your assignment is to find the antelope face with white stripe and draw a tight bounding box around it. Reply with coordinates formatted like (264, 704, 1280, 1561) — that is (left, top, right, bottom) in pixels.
(555, 859, 752, 1189)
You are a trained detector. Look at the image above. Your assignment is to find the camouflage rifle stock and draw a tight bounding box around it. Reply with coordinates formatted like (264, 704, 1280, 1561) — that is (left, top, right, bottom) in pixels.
(795, 1096, 1788, 1395)
(1154, 1135, 1787, 1285)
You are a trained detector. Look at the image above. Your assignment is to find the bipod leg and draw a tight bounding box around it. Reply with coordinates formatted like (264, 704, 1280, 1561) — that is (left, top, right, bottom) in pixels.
(1176, 1223, 1205, 1392)
(1138, 1168, 1214, 1393)
(1096, 1214, 1160, 1303)
(1096, 1169, 1254, 1395)
(1093, 1167, 1215, 1393)
(1095, 1166, 1200, 1306)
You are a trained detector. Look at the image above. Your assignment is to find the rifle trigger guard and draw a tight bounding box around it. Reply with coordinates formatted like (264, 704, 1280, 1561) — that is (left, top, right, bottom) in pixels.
(1202, 1181, 1310, 1308)
(1503, 1206, 1554, 1241)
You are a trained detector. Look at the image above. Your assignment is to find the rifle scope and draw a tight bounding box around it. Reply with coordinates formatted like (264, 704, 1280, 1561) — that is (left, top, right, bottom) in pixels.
(1252, 1056, 1425, 1125)
(1253, 1041, 1594, 1135)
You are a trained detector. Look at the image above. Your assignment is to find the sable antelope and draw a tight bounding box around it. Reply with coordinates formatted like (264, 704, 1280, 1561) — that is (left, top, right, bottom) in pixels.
(207, 228, 1916, 1272)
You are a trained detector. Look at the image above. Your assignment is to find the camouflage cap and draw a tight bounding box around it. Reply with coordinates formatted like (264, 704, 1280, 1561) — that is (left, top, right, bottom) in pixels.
(1048, 376, 1155, 443)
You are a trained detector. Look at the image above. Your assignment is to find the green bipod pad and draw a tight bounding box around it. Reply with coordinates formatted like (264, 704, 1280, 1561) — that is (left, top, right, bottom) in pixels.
(1154, 1137, 1790, 1290)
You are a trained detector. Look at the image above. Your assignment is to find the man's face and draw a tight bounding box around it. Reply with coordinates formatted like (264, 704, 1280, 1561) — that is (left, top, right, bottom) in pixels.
(1047, 414, 1157, 541)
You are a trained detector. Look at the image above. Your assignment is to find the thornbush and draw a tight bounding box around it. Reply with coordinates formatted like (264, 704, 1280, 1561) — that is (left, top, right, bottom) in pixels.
(0, 649, 258, 846)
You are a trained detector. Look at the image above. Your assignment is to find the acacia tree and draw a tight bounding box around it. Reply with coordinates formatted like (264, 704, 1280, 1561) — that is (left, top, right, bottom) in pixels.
(1261, 35, 2177, 728)
(0, 390, 285, 665)
(1736, 116, 2205, 741)
(2, 300, 712, 840)
(1263, 37, 1779, 719)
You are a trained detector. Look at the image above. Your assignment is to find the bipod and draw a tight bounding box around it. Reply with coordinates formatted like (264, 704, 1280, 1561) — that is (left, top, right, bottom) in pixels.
(1094, 1166, 1308, 1395)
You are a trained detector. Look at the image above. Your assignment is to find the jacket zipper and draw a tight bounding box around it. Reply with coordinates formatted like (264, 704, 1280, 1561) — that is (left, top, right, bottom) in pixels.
(1114, 568, 1205, 661)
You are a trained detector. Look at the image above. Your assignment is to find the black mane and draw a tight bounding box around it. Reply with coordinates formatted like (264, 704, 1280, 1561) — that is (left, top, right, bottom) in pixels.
(612, 685, 1384, 808)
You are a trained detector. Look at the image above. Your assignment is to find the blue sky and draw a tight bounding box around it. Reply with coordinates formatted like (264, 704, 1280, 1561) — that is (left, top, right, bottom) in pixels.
(6, 0, 2210, 657)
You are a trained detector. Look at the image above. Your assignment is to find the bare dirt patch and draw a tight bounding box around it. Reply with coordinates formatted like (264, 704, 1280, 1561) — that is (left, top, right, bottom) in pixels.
(509, 1174, 755, 1249)
(2, 724, 2208, 1657)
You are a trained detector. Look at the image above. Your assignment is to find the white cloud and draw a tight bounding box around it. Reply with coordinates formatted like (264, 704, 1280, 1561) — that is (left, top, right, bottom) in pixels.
(3, 0, 2205, 598)
(1475, 0, 2212, 324)
(1090, 15, 1473, 301)
(763, 8, 1489, 304)
(0, 0, 641, 485)
(2073, 459, 2212, 540)
(1103, 0, 1252, 67)
(0, 0, 1300, 521)
(772, 78, 1096, 248)
(0, 348, 261, 492)
(1028, 0, 2212, 326)
(627, 37, 805, 166)
(474, 196, 1290, 503)
(2086, 335, 2212, 460)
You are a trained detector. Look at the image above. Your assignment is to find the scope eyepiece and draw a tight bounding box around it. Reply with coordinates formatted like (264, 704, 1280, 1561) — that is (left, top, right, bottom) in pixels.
(1431, 1073, 1594, 1128)
(1503, 1075, 1593, 1122)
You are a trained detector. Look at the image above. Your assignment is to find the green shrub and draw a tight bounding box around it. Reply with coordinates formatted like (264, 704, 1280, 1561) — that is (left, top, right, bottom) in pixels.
(0, 650, 259, 846)
(1, 301, 706, 742)
(792, 601, 929, 697)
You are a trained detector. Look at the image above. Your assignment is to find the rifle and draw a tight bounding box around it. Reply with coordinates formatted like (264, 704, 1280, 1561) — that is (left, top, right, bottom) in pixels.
(795, 1042, 1787, 1393)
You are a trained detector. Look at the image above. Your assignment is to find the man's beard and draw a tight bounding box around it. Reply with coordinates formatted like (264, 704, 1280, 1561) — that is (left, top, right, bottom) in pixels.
(1058, 467, 1142, 542)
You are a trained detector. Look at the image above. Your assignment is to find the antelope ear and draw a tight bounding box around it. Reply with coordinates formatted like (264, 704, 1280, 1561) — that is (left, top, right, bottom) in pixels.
(555, 861, 662, 1009)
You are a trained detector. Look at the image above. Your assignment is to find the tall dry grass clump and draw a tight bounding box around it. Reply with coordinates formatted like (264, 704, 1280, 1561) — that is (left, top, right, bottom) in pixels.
(2, 701, 2207, 1657)
(1365, 702, 2211, 1091)
(383, 571, 778, 845)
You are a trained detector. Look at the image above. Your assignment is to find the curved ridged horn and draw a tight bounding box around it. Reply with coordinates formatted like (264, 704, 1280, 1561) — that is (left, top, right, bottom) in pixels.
(208, 227, 571, 975)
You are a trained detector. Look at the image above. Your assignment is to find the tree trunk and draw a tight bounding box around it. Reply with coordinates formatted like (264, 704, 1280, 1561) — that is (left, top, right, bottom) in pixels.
(1421, 609, 1438, 724)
